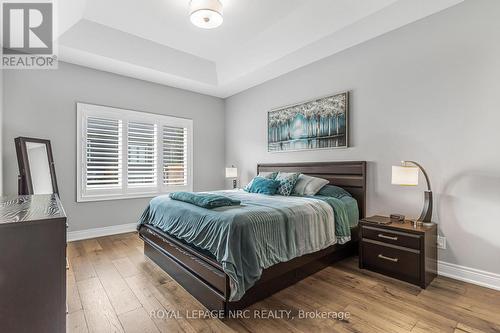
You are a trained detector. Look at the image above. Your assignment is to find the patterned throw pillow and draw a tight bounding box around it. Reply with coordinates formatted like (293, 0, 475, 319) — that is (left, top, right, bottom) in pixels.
(275, 172, 301, 196)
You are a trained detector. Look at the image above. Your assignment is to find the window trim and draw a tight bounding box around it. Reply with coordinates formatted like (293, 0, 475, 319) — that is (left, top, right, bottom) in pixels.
(77, 103, 193, 202)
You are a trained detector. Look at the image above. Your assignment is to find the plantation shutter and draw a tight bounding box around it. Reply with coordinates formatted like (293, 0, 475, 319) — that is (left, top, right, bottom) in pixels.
(85, 117, 122, 189)
(127, 122, 157, 186)
(78, 103, 192, 201)
(162, 125, 188, 187)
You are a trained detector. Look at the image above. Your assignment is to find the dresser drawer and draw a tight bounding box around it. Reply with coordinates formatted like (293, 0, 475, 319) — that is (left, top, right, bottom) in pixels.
(361, 240, 420, 285)
(361, 225, 421, 250)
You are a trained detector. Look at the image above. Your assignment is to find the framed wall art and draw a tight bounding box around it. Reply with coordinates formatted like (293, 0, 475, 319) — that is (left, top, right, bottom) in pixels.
(268, 91, 349, 152)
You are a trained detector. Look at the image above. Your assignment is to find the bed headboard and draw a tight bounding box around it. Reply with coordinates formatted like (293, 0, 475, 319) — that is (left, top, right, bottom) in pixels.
(257, 161, 367, 219)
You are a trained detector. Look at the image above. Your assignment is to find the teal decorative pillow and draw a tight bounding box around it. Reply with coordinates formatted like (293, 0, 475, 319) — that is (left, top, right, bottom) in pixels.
(258, 171, 278, 180)
(275, 172, 301, 196)
(244, 172, 278, 191)
(245, 177, 280, 195)
(317, 185, 351, 198)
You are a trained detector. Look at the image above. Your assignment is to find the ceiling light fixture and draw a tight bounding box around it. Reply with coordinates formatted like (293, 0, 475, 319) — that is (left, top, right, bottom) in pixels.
(189, 0, 223, 29)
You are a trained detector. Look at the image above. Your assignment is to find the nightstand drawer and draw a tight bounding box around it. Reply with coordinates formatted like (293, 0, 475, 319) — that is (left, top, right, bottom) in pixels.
(361, 240, 420, 285)
(361, 225, 421, 250)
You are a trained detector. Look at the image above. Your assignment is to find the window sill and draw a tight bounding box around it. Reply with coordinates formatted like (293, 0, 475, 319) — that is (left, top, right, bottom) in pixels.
(77, 192, 160, 203)
(76, 186, 193, 203)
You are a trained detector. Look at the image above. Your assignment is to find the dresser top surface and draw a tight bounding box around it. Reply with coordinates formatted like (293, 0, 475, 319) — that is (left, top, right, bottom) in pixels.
(0, 194, 66, 224)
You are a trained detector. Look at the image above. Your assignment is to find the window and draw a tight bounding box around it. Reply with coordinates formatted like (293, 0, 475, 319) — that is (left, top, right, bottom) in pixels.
(163, 125, 188, 187)
(77, 103, 193, 202)
(127, 122, 157, 186)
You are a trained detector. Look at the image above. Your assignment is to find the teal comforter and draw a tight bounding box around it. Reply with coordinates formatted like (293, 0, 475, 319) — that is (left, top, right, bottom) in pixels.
(137, 190, 358, 301)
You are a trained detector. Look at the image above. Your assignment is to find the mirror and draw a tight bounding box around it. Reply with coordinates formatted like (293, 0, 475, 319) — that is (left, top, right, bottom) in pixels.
(15, 137, 59, 195)
(26, 142, 53, 194)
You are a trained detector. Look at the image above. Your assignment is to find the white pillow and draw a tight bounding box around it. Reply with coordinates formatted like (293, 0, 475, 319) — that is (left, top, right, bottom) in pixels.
(292, 174, 329, 196)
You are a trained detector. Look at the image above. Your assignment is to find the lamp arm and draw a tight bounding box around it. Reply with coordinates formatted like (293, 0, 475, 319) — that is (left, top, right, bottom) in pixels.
(404, 161, 431, 191)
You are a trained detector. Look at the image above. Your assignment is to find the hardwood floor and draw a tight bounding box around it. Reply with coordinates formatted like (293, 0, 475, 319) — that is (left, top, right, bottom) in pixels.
(67, 232, 500, 333)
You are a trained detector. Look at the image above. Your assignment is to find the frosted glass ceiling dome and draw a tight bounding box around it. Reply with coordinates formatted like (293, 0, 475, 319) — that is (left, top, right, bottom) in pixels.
(189, 0, 223, 29)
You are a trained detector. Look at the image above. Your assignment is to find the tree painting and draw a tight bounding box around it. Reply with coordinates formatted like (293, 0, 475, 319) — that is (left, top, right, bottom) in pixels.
(268, 92, 348, 152)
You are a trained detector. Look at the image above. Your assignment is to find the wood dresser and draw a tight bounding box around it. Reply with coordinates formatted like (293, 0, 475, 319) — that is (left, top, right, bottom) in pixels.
(0, 194, 67, 333)
(359, 216, 437, 288)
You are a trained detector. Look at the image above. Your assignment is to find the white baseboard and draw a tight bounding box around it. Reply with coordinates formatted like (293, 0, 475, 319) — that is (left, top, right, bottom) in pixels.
(438, 260, 500, 291)
(67, 223, 137, 242)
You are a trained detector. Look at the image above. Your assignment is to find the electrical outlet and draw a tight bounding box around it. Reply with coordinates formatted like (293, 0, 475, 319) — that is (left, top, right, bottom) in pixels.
(437, 236, 446, 249)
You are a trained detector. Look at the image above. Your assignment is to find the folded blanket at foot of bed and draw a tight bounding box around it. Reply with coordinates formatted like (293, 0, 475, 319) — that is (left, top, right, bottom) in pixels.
(169, 191, 241, 208)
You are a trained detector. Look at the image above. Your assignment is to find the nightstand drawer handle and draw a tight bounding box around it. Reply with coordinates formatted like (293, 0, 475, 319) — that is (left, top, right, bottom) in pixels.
(378, 254, 399, 262)
(378, 233, 398, 241)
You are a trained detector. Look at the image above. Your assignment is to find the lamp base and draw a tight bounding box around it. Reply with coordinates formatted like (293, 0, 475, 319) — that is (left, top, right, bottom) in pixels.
(420, 222, 435, 228)
(418, 190, 433, 223)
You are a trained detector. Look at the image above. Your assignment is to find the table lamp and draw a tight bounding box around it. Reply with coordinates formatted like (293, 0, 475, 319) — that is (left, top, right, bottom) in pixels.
(391, 161, 433, 226)
(225, 166, 238, 189)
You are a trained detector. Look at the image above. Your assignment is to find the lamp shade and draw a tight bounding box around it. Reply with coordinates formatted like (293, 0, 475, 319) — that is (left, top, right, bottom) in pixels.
(392, 166, 419, 186)
(225, 167, 237, 178)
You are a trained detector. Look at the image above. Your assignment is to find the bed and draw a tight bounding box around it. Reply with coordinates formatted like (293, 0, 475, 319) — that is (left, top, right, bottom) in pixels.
(138, 161, 366, 312)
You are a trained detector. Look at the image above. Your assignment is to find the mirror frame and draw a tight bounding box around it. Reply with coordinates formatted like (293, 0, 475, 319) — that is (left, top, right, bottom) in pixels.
(15, 137, 59, 195)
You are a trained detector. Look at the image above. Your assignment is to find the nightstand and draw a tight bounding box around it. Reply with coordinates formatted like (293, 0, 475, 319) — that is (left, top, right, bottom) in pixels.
(359, 216, 437, 288)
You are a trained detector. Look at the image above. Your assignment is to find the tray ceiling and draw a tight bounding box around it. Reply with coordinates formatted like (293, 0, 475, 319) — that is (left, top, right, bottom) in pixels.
(57, 0, 463, 97)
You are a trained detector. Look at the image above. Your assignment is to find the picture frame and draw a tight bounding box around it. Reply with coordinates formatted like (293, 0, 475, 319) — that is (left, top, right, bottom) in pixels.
(267, 91, 349, 152)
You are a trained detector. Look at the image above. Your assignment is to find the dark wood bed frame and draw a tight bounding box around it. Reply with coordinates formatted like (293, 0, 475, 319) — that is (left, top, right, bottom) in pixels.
(139, 161, 367, 313)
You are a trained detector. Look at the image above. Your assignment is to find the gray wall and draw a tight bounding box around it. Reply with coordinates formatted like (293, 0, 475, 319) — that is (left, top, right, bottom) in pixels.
(0, 69, 3, 195)
(3, 62, 225, 232)
(225, 0, 500, 274)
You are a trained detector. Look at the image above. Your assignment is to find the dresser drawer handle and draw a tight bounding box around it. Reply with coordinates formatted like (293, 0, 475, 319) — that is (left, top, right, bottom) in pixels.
(378, 254, 399, 262)
(378, 233, 398, 241)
